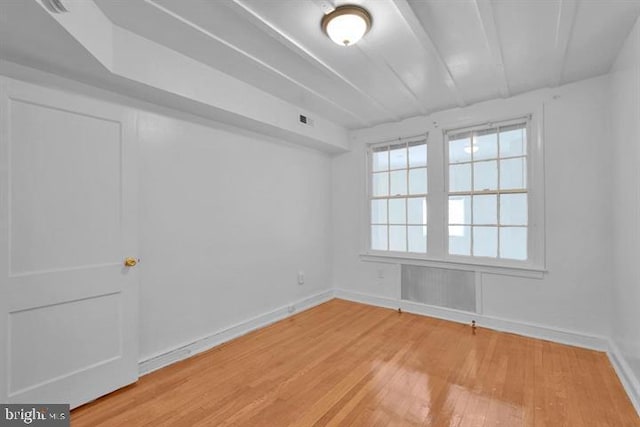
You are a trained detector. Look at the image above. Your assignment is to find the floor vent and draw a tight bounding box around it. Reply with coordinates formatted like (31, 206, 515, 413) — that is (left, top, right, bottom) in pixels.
(401, 265, 477, 313)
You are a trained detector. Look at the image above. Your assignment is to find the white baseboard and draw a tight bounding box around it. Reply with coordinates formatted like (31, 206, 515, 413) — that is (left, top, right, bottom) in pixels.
(333, 288, 609, 351)
(138, 290, 334, 376)
(334, 288, 640, 417)
(607, 340, 640, 416)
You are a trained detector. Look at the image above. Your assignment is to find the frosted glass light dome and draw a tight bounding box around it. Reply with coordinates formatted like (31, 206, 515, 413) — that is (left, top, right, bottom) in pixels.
(322, 5, 372, 47)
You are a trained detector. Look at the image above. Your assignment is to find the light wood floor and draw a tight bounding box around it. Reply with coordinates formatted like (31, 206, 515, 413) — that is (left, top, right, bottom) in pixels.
(72, 299, 639, 426)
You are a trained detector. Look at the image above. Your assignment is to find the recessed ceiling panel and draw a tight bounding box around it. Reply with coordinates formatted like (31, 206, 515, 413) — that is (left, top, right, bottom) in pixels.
(408, 0, 503, 104)
(360, 0, 460, 116)
(236, 0, 423, 122)
(493, 0, 559, 95)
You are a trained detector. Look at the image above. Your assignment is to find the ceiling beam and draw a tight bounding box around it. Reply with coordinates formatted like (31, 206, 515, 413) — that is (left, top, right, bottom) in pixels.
(473, 0, 510, 98)
(391, 0, 466, 108)
(144, 0, 374, 127)
(226, 0, 403, 124)
(553, 0, 579, 87)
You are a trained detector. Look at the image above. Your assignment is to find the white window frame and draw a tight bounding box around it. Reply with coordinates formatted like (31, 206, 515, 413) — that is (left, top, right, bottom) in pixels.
(366, 134, 429, 255)
(362, 107, 545, 279)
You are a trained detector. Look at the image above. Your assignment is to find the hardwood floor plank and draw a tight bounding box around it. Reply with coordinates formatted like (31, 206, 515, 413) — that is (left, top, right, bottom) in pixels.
(72, 299, 640, 426)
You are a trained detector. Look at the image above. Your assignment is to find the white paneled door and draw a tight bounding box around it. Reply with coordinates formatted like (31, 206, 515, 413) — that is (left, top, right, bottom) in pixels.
(0, 78, 139, 408)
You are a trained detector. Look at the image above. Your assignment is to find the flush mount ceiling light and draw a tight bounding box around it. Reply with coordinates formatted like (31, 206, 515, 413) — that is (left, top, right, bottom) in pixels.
(321, 5, 372, 47)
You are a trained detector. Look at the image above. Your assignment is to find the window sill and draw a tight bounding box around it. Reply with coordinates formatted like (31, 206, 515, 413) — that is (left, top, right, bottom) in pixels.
(360, 252, 546, 279)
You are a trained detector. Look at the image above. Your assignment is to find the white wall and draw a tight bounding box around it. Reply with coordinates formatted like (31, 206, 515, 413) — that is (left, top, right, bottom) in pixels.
(1, 66, 335, 364)
(332, 75, 613, 339)
(611, 16, 640, 392)
(138, 112, 333, 361)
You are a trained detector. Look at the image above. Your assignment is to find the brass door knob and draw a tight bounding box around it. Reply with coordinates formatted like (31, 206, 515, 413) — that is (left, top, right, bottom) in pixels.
(124, 257, 138, 267)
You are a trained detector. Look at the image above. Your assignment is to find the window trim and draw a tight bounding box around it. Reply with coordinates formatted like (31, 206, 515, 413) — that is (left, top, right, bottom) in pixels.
(360, 252, 545, 279)
(362, 106, 546, 278)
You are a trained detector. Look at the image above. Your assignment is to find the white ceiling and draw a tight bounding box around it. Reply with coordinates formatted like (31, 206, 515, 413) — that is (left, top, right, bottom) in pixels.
(2, 0, 640, 130)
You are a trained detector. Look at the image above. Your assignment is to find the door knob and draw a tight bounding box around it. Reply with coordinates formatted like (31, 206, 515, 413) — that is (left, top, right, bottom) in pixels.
(124, 257, 138, 267)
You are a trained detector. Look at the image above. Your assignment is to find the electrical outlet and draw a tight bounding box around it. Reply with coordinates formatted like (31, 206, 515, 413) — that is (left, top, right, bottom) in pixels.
(297, 271, 305, 285)
(377, 268, 385, 279)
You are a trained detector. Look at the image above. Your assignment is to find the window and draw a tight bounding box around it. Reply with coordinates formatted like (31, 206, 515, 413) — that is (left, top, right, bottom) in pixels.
(447, 122, 528, 260)
(369, 136, 428, 253)
(365, 113, 543, 274)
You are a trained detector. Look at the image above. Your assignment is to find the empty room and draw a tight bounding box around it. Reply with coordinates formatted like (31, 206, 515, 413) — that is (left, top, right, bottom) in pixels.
(1, 0, 639, 425)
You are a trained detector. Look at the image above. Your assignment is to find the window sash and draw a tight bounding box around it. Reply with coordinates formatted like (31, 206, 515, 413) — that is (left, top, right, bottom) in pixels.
(368, 135, 428, 254)
(445, 120, 529, 261)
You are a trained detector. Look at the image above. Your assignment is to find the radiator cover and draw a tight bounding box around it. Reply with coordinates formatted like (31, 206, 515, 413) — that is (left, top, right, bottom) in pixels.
(401, 265, 477, 313)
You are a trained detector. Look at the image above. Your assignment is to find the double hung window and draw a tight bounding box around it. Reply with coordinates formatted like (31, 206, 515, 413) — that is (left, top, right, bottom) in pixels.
(447, 122, 528, 260)
(369, 136, 428, 254)
(366, 115, 541, 272)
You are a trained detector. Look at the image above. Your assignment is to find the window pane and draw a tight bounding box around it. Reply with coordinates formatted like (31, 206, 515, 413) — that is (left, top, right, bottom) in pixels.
(409, 168, 427, 195)
(407, 197, 427, 224)
(474, 160, 498, 191)
(389, 144, 407, 170)
(474, 130, 498, 160)
(408, 143, 427, 167)
(390, 170, 407, 195)
(372, 172, 388, 196)
(449, 196, 471, 225)
(371, 225, 388, 251)
(449, 135, 472, 164)
(449, 226, 471, 255)
(473, 195, 497, 224)
(499, 126, 526, 157)
(473, 226, 497, 257)
(372, 148, 388, 172)
(389, 198, 406, 224)
(500, 194, 528, 225)
(371, 199, 387, 224)
(500, 157, 527, 190)
(389, 225, 407, 251)
(500, 227, 527, 260)
(449, 163, 471, 192)
(408, 226, 427, 253)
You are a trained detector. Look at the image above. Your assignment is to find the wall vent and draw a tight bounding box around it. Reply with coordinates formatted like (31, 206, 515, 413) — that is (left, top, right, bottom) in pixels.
(299, 114, 314, 126)
(401, 265, 477, 313)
